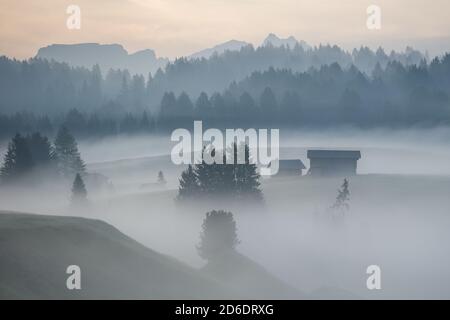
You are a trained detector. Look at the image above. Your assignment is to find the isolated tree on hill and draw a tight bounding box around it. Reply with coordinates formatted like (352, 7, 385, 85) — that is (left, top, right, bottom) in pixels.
(54, 126, 86, 178)
(197, 210, 239, 261)
(177, 165, 199, 201)
(157, 170, 166, 185)
(0, 133, 34, 184)
(71, 173, 88, 205)
(332, 178, 350, 217)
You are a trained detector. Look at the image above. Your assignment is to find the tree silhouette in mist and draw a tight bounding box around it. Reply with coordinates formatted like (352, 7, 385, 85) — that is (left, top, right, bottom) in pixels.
(0, 133, 34, 184)
(197, 210, 239, 261)
(331, 178, 350, 219)
(157, 170, 166, 185)
(54, 126, 86, 178)
(176, 143, 263, 202)
(71, 173, 88, 206)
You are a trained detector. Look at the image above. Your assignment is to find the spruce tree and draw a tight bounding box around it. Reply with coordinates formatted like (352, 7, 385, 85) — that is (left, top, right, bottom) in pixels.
(54, 126, 86, 178)
(220, 151, 236, 196)
(331, 179, 350, 217)
(234, 143, 262, 201)
(175, 143, 263, 202)
(0, 133, 34, 184)
(260, 87, 278, 116)
(197, 210, 239, 261)
(197, 147, 234, 197)
(26, 133, 56, 169)
(140, 111, 153, 133)
(71, 173, 88, 205)
(157, 170, 166, 185)
(177, 165, 199, 201)
(333, 178, 350, 212)
(195, 147, 218, 194)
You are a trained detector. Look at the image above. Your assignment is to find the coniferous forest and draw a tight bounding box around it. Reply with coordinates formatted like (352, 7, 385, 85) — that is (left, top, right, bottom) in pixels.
(1, 46, 450, 141)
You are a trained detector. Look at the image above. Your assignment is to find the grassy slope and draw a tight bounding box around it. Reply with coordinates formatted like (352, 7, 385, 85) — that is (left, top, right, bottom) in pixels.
(0, 211, 233, 299)
(203, 251, 305, 299)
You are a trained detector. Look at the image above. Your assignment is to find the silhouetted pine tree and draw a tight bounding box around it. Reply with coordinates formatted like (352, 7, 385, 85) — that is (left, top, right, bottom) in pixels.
(234, 144, 262, 201)
(54, 126, 86, 178)
(71, 173, 88, 205)
(176, 143, 263, 202)
(219, 152, 236, 196)
(140, 111, 153, 133)
(157, 170, 166, 185)
(260, 87, 278, 116)
(333, 178, 350, 212)
(26, 133, 56, 168)
(177, 164, 199, 201)
(195, 148, 219, 194)
(327, 178, 351, 224)
(0, 133, 34, 184)
(197, 210, 239, 261)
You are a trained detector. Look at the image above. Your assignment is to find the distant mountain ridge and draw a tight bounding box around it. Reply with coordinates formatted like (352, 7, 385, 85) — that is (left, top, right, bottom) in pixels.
(188, 34, 311, 59)
(36, 43, 169, 76)
(262, 33, 311, 50)
(35, 33, 312, 73)
(189, 39, 251, 59)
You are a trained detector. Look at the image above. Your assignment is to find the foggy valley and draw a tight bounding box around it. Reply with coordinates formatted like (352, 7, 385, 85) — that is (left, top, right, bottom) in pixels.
(1, 127, 450, 299)
(1, 1, 450, 302)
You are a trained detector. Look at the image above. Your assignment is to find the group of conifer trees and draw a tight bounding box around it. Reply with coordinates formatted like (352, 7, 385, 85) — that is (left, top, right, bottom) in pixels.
(0, 126, 88, 205)
(177, 143, 263, 202)
(0, 126, 85, 184)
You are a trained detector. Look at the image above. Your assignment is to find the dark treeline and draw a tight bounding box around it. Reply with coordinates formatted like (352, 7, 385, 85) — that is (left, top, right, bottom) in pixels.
(152, 55, 450, 128)
(1, 50, 449, 134)
(0, 109, 155, 140)
(0, 44, 426, 116)
(221, 57, 450, 127)
(0, 126, 86, 186)
(148, 44, 425, 103)
(2, 51, 450, 141)
(0, 56, 153, 115)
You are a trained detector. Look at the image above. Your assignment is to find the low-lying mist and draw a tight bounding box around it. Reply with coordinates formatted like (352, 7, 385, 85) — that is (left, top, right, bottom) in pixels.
(1, 127, 450, 299)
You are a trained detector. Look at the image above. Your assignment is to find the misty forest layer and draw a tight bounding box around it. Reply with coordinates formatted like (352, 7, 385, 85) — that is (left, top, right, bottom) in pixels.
(1, 43, 449, 141)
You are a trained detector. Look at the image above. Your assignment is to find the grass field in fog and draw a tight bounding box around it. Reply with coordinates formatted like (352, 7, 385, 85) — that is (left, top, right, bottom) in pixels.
(1, 128, 450, 299)
(85, 172, 450, 299)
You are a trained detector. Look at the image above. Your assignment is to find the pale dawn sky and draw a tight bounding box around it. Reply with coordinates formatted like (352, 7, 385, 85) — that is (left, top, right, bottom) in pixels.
(1, 0, 450, 59)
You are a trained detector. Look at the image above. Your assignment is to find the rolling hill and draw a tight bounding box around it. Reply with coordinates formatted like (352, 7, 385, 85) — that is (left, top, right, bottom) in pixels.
(0, 211, 305, 299)
(0, 211, 231, 299)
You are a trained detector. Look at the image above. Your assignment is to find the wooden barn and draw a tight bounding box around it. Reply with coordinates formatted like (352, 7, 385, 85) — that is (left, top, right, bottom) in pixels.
(269, 159, 306, 176)
(307, 150, 361, 177)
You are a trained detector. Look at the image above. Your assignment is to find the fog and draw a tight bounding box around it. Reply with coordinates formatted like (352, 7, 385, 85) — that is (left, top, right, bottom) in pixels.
(1, 127, 450, 299)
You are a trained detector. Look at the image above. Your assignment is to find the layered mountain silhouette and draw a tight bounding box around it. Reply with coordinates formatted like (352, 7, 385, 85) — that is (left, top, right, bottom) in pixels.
(34, 34, 311, 74)
(262, 33, 311, 50)
(36, 43, 168, 75)
(189, 40, 251, 59)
